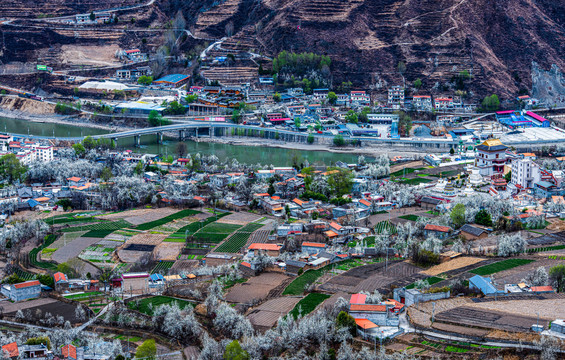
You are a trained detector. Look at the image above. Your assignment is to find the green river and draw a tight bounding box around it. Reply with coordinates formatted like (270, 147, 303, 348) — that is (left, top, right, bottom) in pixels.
(0, 117, 363, 166)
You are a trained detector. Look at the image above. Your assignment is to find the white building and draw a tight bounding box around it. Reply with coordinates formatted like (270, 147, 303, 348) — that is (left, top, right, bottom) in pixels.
(31, 145, 53, 162)
(511, 158, 541, 189)
(387, 86, 404, 109)
(350, 91, 370, 105)
(366, 113, 399, 124)
(412, 95, 433, 111)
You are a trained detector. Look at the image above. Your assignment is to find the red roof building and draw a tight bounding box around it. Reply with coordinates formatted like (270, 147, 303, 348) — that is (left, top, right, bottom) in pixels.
(2, 342, 19, 358)
(62, 344, 77, 360)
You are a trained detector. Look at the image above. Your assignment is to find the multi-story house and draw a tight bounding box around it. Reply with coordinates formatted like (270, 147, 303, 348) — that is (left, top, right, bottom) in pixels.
(434, 97, 454, 110)
(387, 86, 405, 109)
(412, 95, 433, 111)
(511, 158, 541, 189)
(350, 91, 370, 105)
(475, 139, 508, 176)
(1, 280, 41, 301)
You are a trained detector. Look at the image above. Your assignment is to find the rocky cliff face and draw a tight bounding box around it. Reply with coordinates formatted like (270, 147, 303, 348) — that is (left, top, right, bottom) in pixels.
(180, 0, 565, 98)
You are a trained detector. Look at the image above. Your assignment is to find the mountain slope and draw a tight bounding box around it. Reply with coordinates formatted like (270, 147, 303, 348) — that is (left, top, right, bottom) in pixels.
(184, 0, 565, 97)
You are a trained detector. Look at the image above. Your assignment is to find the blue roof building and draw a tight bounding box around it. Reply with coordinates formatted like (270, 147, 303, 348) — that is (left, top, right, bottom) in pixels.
(153, 74, 190, 87)
(469, 275, 503, 296)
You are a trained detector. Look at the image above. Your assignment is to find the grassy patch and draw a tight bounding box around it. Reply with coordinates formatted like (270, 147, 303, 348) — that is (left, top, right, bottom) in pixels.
(136, 209, 201, 231)
(470, 259, 535, 276)
(399, 214, 419, 221)
(397, 177, 433, 185)
(283, 266, 330, 296)
(127, 296, 194, 315)
(390, 167, 425, 177)
(63, 291, 103, 300)
(289, 293, 331, 319)
(445, 346, 469, 353)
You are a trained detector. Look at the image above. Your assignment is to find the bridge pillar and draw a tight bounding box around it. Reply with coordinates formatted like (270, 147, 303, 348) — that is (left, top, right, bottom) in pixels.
(134, 135, 140, 147)
(209, 127, 213, 138)
(195, 128, 199, 138)
(178, 130, 184, 140)
(157, 132, 163, 144)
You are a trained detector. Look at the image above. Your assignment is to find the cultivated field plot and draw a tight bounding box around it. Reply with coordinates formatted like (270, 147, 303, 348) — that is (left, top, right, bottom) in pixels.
(319, 261, 423, 294)
(154, 242, 184, 261)
(151, 261, 175, 274)
(467, 298, 565, 320)
(192, 222, 242, 244)
(435, 306, 550, 332)
(487, 257, 557, 284)
(60, 219, 132, 238)
(169, 260, 199, 273)
(245, 230, 271, 248)
(45, 212, 101, 225)
(51, 236, 103, 263)
(225, 272, 290, 304)
(98, 208, 178, 225)
(118, 245, 156, 263)
(247, 297, 301, 328)
(470, 258, 535, 276)
(422, 257, 486, 276)
(289, 293, 331, 319)
(214, 222, 265, 253)
(216, 212, 262, 225)
(79, 241, 120, 264)
(135, 209, 201, 231)
(4, 298, 81, 323)
(41, 231, 87, 260)
(408, 297, 474, 328)
(0, 298, 59, 314)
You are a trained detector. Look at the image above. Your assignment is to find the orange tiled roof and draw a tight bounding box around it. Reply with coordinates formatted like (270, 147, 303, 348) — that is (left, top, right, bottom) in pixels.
(14, 280, 40, 289)
(54, 272, 67, 283)
(62, 344, 77, 360)
(324, 230, 338, 238)
(354, 318, 378, 329)
(350, 304, 387, 312)
(424, 224, 451, 232)
(2, 342, 19, 358)
(302, 242, 326, 248)
(330, 222, 342, 231)
(248, 243, 281, 251)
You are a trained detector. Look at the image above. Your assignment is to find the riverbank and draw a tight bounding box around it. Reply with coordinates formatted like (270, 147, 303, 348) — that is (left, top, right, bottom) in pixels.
(0, 107, 131, 133)
(0, 104, 423, 159)
(194, 136, 425, 158)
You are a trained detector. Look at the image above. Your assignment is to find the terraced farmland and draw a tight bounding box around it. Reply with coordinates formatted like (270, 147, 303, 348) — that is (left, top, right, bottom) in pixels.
(165, 212, 231, 243)
(135, 209, 201, 231)
(192, 222, 241, 244)
(214, 222, 264, 253)
(151, 261, 175, 274)
(60, 219, 132, 235)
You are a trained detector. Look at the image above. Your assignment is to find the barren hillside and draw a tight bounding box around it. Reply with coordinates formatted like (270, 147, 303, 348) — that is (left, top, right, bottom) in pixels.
(178, 0, 565, 97)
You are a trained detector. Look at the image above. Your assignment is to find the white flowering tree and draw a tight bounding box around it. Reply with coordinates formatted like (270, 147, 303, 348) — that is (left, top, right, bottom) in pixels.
(497, 233, 526, 256)
(522, 266, 549, 286)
